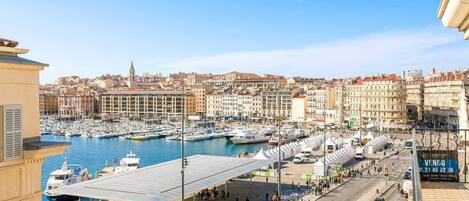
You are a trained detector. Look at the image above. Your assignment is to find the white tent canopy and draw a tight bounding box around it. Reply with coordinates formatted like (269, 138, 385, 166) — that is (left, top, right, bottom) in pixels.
(258, 133, 329, 164)
(364, 134, 390, 154)
(253, 148, 269, 160)
(313, 146, 355, 176)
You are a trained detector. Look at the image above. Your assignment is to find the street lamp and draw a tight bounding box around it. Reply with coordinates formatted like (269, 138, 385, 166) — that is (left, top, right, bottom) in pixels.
(323, 103, 327, 177)
(181, 85, 186, 201)
(277, 114, 281, 200)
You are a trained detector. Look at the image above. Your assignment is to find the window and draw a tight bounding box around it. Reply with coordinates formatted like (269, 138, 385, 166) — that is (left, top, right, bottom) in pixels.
(1, 105, 23, 162)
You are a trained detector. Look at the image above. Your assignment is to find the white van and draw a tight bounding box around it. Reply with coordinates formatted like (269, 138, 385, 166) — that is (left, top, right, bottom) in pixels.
(301, 147, 313, 158)
(293, 153, 306, 164)
(355, 147, 364, 160)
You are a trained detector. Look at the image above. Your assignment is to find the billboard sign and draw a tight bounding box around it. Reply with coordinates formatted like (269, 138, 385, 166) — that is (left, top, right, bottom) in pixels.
(417, 150, 459, 182)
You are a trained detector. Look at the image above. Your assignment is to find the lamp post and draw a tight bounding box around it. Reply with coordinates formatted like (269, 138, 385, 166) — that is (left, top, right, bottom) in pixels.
(181, 85, 185, 201)
(322, 107, 327, 176)
(277, 114, 281, 200)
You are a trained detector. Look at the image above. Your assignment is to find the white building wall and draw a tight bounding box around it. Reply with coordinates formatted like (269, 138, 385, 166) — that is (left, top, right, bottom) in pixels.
(291, 97, 306, 122)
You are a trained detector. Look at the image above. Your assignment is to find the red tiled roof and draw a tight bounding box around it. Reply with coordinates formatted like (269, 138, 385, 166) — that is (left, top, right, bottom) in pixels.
(235, 77, 284, 81)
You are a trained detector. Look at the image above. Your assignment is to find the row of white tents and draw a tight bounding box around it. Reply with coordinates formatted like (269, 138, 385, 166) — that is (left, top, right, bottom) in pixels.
(364, 134, 390, 154)
(253, 133, 331, 163)
(313, 145, 355, 176)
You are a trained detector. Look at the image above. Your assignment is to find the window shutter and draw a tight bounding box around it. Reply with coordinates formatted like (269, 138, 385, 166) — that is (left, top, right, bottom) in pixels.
(2, 105, 23, 161)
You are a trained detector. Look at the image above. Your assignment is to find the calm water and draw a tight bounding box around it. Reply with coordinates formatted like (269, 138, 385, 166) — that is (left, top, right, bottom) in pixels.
(41, 135, 267, 200)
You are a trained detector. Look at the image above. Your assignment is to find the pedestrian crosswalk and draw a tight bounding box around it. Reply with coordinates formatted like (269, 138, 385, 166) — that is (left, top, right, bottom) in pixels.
(388, 155, 412, 161)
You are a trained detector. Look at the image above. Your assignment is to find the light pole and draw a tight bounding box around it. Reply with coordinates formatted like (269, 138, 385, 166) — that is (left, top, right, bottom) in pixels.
(277, 114, 281, 200)
(181, 85, 185, 201)
(323, 103, 327, 176)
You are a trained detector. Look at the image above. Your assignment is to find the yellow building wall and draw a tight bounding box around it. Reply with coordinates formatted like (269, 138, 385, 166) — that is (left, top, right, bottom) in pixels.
(0, 56, 66, 200)
(0, 63, 41, 139)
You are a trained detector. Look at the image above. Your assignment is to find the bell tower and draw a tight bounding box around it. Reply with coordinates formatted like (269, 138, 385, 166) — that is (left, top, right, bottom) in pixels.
(128, 61, 136, 88)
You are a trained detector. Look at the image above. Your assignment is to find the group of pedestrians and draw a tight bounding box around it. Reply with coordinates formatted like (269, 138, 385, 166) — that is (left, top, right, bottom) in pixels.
(310, 168, 361, 196)
(196, 186, 227, 200)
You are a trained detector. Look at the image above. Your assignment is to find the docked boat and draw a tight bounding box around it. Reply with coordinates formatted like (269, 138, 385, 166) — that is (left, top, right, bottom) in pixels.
(44, 159, 91, 201)
(166, 135, 181, 141)
(184, 134, 212, 141)
(230, 130, 269, 145)
(224, 128, 244, 139)
(268, 136, 287, 146)
(113, 151, 140, 174)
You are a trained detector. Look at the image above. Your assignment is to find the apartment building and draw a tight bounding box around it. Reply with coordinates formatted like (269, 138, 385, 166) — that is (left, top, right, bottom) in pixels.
(100, 90, 196, 118)
(39, 92, 59, 115)
(190, 85, 213, 115)
(347, 74, 407, 128)
(423, 69, 469, 127)
(0, 39, 68, 200)
(261, 88, 297, 119)
(406, 77, 424, 122)
(207, 89, 262, 118)
(58, 91, 95, 118)
(306, 86, 337, 124)
(232, 77, 287, 89)
(291, 95, 307, 122)
(206, 91, 224, 117)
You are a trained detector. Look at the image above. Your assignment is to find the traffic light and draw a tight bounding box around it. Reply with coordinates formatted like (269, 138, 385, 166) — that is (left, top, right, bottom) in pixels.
(184, 157, 189, 167)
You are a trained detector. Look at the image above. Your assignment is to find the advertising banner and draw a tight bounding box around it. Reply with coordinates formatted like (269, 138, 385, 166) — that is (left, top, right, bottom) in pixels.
(417, 150, 459, 182)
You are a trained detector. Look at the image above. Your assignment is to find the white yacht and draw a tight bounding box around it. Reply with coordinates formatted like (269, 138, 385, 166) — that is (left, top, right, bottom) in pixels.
(113, 151, 140, 174)
(230, 130, 269, 145)
(44, 159, 91, 201)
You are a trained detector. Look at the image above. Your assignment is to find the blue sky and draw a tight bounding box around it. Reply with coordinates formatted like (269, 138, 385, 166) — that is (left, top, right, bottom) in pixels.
(2, 0, 468, 83)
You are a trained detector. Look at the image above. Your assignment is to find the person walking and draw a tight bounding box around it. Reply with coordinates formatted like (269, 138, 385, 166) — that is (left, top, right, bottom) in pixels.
(265, 193, 269, 201)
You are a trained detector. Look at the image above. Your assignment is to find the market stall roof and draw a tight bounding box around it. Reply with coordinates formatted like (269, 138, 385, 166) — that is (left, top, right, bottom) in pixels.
(51, 155, 268, 201)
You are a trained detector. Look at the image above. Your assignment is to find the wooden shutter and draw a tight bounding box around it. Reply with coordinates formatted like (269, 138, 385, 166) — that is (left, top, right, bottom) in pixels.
(1, 105, 23, 162)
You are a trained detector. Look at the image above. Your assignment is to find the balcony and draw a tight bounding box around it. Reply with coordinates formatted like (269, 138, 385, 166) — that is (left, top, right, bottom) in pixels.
(23, 136, 69, 159)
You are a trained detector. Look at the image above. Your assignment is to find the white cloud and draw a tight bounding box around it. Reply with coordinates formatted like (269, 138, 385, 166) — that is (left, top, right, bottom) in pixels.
(153, 26, 469, 78)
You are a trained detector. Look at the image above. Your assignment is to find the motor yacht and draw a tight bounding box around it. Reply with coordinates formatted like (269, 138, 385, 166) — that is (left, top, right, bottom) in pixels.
(44, 158, 91, 201)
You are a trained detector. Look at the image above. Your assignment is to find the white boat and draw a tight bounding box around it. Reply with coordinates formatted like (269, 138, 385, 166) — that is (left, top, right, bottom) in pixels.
(44, 158, 91, 201)
(230, 130, 269, 145)
(184, 134, 212, 141)
(113, 151, 140, 174)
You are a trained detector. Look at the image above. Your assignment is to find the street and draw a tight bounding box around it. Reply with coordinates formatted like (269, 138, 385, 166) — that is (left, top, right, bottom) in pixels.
(318, 149, 412, 201)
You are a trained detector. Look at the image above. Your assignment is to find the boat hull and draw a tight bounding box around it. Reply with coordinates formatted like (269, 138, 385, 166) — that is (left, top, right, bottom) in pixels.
(231, 138, 268, 145)
(45, 194, 79, 201)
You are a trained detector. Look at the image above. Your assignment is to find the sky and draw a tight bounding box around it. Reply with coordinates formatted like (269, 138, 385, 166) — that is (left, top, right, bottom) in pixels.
(2, 0, 468, 84)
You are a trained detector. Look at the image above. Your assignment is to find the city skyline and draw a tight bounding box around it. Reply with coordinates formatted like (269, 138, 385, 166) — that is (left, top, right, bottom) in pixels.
(3, 0, 469, 84)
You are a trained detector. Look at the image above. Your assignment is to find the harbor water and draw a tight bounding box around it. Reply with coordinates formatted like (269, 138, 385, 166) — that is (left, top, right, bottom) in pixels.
(40, 135, 267, 200)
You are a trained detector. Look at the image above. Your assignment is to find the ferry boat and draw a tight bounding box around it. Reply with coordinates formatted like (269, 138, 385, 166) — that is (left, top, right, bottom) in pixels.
(44, 159, 91, 201)
(230, 130, 269, 145)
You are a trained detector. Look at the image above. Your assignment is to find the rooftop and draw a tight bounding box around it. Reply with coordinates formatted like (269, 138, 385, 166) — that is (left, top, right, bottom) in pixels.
(52, 155, 268, 201)
(234, 77, 284, 81)
(103, 90, 184, 95)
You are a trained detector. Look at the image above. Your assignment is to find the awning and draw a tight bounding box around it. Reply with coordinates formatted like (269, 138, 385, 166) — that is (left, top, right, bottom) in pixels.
(51, 155, 268, 201)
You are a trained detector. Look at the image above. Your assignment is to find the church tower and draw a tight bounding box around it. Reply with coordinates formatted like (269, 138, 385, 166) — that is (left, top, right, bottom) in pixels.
(128, 61, 137, 88)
